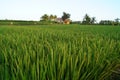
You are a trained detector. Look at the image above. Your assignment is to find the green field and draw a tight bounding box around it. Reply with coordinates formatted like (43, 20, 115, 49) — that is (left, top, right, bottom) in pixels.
(0, 25, 120, 80)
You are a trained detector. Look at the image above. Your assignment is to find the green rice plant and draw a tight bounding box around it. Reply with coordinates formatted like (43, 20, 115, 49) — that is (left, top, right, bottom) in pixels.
(0, 25, 120, 80)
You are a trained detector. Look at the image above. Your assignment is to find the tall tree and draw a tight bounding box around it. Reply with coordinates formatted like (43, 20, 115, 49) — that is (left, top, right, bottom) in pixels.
(82, 14, 91, 24)
(91, 17, 96, 24)
(49, 14, 54, 20)
(41, 14, 49, 21)
(49, 15, 57, 21)
(53, 15, 57, 19)
(62, 12, 70, 21)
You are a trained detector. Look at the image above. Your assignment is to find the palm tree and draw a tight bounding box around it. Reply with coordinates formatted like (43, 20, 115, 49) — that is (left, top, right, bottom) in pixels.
(49, 14, 54, 21)
(53, 15, 57, 19)
(41, 14, 49, 21)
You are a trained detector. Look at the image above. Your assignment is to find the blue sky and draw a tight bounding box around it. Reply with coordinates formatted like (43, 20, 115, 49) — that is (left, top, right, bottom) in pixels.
(0, 0, 120, 22)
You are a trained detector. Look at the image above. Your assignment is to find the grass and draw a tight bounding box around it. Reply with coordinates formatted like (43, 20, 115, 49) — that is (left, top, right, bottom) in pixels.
(0, 25, 120, 80)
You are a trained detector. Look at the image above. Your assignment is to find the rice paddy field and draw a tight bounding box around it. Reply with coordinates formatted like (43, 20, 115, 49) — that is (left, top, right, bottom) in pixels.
(0, 25, 120, 80)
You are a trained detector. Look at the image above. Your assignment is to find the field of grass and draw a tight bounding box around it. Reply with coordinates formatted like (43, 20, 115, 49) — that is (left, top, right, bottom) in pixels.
(0, 25, 120, 80)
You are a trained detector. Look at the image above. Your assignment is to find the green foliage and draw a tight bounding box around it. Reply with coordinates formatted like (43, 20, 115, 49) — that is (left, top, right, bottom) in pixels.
(41, 14, 57, 22)
(0, 25, 120, 80)
(41, 14, 49, 21)
(0, 20, 57, 25)
(99, 20, 114, 25)
(91, 17, 96, 24)
(0, 20, 37, 25)
(82, 14, 91, 24)
(82, 14, 96, 25)
(115, 18, 120, 26)
(62, 12, 70, 21)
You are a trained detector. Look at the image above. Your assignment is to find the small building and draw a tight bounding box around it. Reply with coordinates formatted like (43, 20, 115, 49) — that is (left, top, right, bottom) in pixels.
(64, 19, 71, 24)
(55, 18, 71, 24)
(55, 18, 63, 24)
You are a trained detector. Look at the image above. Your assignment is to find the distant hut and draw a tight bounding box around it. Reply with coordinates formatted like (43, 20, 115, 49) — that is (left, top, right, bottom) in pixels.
(55, 18, 71, 24)
(64, 19, 71, 24)
(55, 18, 63, 24)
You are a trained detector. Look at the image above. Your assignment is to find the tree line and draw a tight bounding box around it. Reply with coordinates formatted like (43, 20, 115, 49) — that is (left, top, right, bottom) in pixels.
(81, 14, 119, 25)
(40, 12, 120, 25)
(0, 12, 119, 25)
